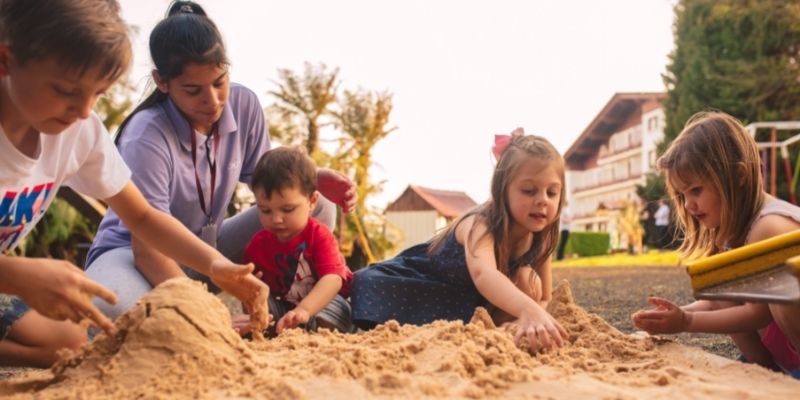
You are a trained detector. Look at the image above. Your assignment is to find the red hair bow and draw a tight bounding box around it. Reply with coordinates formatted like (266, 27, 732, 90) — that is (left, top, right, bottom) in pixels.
(492, 127, 525, 160)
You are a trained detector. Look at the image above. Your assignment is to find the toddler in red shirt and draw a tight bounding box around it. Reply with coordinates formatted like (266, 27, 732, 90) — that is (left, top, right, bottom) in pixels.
(243, 146, 353, 335)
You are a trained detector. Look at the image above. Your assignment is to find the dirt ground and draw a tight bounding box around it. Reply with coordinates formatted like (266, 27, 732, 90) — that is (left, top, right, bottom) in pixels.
(0, 265, 737, 381)
(552, 265, 738, 359)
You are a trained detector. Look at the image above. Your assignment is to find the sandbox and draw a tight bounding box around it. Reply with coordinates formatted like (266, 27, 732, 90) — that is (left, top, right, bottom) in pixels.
(1, 277, 797, 399)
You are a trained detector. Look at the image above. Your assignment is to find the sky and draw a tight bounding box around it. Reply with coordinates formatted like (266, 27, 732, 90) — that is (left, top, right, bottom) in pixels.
(118, 0, 677, 208)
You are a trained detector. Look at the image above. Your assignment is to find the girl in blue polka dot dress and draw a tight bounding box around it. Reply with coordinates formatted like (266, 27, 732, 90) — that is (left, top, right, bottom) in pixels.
(351, 129, 569, 351)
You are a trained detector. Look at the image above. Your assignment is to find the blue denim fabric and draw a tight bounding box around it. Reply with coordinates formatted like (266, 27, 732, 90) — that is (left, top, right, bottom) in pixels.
(0, 294, 30, 339)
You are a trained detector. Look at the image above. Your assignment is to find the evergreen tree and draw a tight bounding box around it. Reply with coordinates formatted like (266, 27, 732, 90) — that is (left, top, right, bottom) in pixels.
(663, 0, 800, 144)
(661, 0, 800, 201)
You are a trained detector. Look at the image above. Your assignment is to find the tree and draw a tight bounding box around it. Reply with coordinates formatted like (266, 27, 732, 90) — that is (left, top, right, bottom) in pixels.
(333, 89, 398, 266)
(664, 0, 800, 141)
(269, 62, 340, 157)
(616, 200, 645, 255)
(265, 64, 399, 267)
(94, 78, 137, 134)
(334, 89, 397, 210)
(662, 0, 800, 200)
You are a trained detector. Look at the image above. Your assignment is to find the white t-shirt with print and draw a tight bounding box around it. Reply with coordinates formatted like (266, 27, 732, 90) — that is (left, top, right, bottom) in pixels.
(0, 113, 131, 253)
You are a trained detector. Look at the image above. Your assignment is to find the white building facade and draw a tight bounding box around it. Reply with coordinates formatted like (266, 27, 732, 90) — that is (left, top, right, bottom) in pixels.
(563, 93, 665, 250)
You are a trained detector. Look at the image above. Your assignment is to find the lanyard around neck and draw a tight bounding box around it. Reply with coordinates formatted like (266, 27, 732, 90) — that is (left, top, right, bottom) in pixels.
(190, 123, 220, 219)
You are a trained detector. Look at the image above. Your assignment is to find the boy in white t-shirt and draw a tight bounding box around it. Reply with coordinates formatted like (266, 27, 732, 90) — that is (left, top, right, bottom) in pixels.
(0, 0, 268, 367)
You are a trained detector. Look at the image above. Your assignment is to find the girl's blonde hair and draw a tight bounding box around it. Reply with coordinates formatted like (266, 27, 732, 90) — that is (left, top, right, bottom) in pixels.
(658, 111, 764, 258)
(429, 134, 565, 277)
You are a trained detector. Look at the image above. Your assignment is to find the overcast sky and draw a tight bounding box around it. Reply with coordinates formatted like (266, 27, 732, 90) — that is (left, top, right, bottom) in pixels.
(118, 0, 677, 208)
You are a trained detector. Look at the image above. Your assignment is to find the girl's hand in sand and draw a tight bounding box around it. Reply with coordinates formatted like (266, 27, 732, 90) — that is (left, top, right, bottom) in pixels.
(631, 297, 691, 334)
(515, 308, 569, 352)
(317, 169, 357, 213)
(209, 261, 270, 332)
(276, 307, 311, 334)
(14, 258, 118, 335)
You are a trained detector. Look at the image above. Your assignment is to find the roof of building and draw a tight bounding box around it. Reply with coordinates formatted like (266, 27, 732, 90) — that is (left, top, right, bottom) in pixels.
(564, 92, 666, 170)
(385, 185, 478, 218)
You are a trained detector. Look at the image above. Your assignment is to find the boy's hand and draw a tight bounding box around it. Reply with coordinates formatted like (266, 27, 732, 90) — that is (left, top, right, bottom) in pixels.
(276, 307, 311, 334)
(209, 261, 269, 333)
(17, 259, 118, 335)
(317, 169, 357, 213)
(631, 297, 690, 334)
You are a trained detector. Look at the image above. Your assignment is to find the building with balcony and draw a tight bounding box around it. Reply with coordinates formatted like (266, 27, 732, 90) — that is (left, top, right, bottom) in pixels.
(563, 92, 666, 249)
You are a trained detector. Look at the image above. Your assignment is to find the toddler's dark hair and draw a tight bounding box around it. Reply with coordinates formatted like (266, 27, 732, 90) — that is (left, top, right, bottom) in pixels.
(252, 147, 317, 198)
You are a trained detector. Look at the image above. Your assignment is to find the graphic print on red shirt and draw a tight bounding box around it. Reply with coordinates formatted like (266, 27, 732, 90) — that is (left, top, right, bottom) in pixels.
(244, 218, 352, 304)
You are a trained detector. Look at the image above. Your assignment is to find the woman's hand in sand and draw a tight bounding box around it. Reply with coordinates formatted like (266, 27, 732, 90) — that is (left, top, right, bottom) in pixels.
(209, 260, 270, 332)
(317, 169, 357, 213)
(12, 258, 118, 335)
(515, 307, 569, 352)
(276, 307, 311, 334)
(631, 297, 691, 334)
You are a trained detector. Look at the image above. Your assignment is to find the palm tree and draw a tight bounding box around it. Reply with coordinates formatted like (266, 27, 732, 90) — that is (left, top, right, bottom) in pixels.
(333, 89, 397, 265)
(268, 62, 340, 156)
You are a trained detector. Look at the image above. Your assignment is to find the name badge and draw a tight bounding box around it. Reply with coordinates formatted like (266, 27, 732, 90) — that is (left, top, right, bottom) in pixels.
(201, 224, 218, 248)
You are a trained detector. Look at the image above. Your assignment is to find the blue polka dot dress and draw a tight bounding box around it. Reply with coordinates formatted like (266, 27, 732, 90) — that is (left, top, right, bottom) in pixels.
(351, 230, 534, 328)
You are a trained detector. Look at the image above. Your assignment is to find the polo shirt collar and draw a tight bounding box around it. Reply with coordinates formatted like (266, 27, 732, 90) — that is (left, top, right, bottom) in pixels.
(165, 97, 238, 152)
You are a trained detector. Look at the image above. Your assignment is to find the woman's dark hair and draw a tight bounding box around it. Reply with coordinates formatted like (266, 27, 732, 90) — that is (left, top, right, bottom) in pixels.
(115, 0, 228, 144)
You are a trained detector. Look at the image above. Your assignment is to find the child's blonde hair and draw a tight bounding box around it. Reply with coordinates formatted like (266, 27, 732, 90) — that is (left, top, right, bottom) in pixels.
(430, 134, 565, 277)
(658, 111, 764, 258)
(0, 0, 131, 81)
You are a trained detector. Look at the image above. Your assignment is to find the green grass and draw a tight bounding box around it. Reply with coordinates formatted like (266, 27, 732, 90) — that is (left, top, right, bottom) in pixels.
(553, 250, 681, 268)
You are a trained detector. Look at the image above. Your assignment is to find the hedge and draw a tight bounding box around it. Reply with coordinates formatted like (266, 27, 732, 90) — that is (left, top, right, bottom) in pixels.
(562, 231, 610, 257)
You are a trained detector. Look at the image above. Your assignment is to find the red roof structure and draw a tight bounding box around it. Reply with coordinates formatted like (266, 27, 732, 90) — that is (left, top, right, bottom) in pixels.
(385, 185, 478, 218)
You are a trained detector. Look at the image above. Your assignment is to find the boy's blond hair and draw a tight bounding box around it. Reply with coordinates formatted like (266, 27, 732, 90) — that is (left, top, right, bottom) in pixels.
(0, 0, 131, 80)
(658, 111, 764, 258)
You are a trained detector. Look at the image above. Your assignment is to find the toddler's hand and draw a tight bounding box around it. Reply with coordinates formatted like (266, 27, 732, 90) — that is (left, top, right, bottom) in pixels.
(18, 259, 118, 335)
(631, 297, 691, 334)
(276, 307, 311, 334)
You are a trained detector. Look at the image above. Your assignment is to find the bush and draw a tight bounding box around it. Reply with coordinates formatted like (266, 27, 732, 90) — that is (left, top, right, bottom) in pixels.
(563, 231, 610, 257)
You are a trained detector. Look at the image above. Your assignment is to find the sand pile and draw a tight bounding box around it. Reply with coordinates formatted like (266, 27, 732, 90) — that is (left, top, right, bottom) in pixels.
(1, 277, 798, 399)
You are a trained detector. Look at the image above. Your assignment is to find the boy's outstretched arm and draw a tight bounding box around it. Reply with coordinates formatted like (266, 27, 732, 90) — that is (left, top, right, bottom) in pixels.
(0, 256, 117, 334)
(276, 274, 342, 334)
(104, 182, 269, 332)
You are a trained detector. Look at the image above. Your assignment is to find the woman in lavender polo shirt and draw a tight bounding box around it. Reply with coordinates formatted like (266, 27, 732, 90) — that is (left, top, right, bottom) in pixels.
(86, 1, 355, 320)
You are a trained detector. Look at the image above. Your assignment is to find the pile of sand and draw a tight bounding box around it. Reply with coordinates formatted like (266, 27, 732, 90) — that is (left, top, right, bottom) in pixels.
(1, 277, 798, 399)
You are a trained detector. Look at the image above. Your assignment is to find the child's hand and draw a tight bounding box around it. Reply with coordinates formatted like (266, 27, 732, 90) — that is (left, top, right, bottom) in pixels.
(232, 313, 272, 336)
(631, 297, 691, 334)
(516, 307, 569, 352)
(317, 169, 357, 213)
(209, 261, 269, 332)
(276, 307, 311, 334)
(232, 313, 252, 335)
(17, 259, 118, 335)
